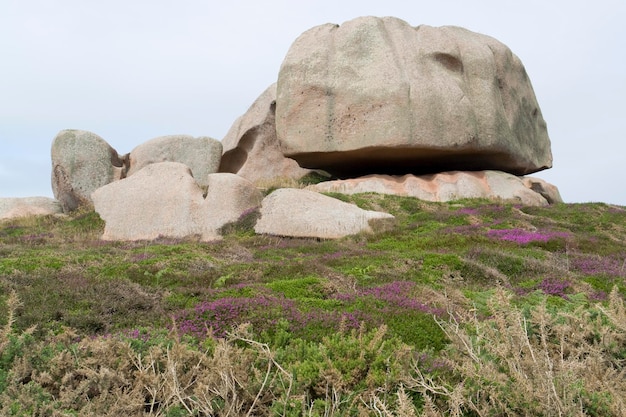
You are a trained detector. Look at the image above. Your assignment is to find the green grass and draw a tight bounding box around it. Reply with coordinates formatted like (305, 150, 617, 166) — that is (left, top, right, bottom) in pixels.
(1, 197, 624, 341)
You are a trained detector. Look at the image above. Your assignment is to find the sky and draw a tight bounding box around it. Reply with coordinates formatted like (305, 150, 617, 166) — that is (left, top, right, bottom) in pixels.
(1, 0, 625, 205)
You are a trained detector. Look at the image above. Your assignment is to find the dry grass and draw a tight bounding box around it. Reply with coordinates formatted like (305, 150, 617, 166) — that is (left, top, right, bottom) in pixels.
(409, 286, 626, 417)
(2, 286, 626, 415)
(0, 291, 19, 351)
(1, 321, 290, 416)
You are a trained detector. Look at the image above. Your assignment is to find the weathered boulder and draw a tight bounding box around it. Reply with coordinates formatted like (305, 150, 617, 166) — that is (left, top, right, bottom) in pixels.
(276, 16, 552, 178)
(308, 171, 561, 206)
(0, 197, 63, 220)
(522, 176, 563, 204)
(254, 188, 394, 239)
(51, 129, 124, 212)
(92, 162, 262, 241)
(219, 83, 313, 185)
(203, 173, 264, 231)
(92, 162, 203, 240)
(127, 135, 222, 188)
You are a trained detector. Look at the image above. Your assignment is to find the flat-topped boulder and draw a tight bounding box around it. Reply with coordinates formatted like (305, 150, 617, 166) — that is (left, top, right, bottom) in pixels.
(254, 188, 394, 239)
(276, 16, 552, 178)
(307, 171, 562, 206)
(0, 197, 63, 221)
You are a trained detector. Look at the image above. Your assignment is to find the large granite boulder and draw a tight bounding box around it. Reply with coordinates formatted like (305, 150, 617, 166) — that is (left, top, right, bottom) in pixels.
(219, 83, 313, 185)
(254, 188, 394, 239)
(276, 16, 552, 178)
(0, 197, 63, 221)
(51, 130, 124, 212)
(92, 162, 262, 241)
(308, 171, 562, 206)
(127, 135, 222, 188)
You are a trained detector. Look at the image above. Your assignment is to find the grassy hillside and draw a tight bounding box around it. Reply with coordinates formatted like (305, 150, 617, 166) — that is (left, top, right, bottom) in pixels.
(1, 193, 625, 416)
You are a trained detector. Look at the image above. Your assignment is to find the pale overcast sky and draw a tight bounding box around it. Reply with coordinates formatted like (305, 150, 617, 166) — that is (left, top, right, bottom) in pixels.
(1, 0, 625, 205)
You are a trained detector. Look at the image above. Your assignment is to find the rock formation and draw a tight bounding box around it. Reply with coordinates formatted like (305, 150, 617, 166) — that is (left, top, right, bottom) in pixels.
(51, 130, 223, 213)
(34, 17, 562, 242)
(254, 188, 394, 239)
(51, 130, 125, 212)
(0, 197, 63, 221)
(127, 135, 222, 188)
(219, 83, 313, 185)
(276, 16, 552, 178)
(92, 162, 262, 241)
(308, 171, 561, 206)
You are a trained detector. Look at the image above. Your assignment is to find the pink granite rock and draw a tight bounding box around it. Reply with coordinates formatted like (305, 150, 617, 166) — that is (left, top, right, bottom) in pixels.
(220, 83, 313, 184)
(308, 171, 561, 206)
(276, 17, 552, 178)
(92, 162, 262, 241)
(254, 188, 394, 239)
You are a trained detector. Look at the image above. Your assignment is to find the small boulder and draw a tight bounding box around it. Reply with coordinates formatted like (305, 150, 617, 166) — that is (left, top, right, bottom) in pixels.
(92, 162, 262, 241)
(0, 197, 63, 221)
(127, 135, 222, 188)
(522, 177, 563, 204)
(254, 188, 394, 239)
(308, 171, 558, 206)
(276, 16, 552, 177)
(51, 129, 124, 212)
(219, 83, 313, 185)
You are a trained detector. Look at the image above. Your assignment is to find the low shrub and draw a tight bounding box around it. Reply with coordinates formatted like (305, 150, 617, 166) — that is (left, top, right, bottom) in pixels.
(409, 287, 626, 416)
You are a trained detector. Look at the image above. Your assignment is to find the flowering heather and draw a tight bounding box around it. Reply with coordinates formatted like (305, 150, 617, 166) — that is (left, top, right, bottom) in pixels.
(588, 290, 608, 302)
(174, 280, 444, 340)
(572, 254, 626, 277)
(237, 206, 258, 220)
(174, 296, 300, 338)
(123, 328, 151, 342)
(456, 207, 480, 216)
(323, 251, 348, 260)
(513, 278, 573, 299)
(537, 278, 571, 299)
(487, 228, 569, 244)
(415, 352, 452, 374)
(335, 281, 445, 317)
(174, 295, 367, 339)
